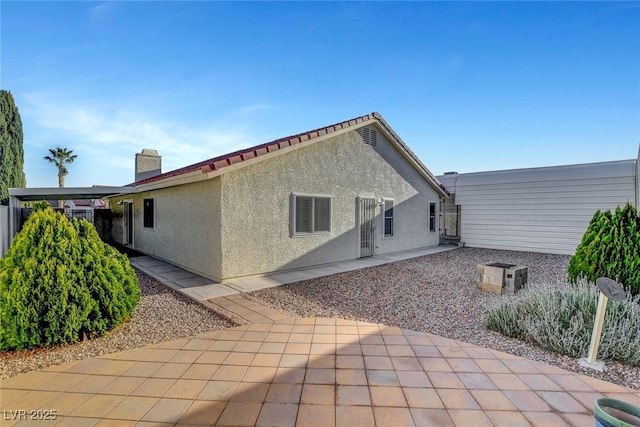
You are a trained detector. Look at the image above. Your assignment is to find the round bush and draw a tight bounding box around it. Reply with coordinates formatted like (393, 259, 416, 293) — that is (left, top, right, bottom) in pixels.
(0, 207, 140, 350)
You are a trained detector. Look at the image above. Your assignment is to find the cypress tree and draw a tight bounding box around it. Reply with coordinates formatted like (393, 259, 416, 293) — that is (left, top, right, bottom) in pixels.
(0, 90, 27, 205)
(568, 203, 640, 295)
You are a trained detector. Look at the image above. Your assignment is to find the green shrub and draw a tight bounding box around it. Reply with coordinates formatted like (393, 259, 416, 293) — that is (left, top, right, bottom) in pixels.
(568, 203, 640, 296)
(486, 283, 640, 365)
(0, 207, 140, 350)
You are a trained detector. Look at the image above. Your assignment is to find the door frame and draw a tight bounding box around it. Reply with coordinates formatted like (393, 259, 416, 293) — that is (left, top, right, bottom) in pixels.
(358, 196, 376, 258)
(123, 200, 134, 247)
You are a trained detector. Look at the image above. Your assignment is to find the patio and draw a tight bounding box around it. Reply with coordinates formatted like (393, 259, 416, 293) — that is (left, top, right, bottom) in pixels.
(2, 312, 639, 426)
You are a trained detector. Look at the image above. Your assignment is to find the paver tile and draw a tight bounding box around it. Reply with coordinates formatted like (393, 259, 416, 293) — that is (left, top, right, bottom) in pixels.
(231, 382, 270, 402)
(411, 408, 454, 426)
(70, 394, 125, 418)
(396, 371, 431, 388)
(256, 402, 298, 427)
(366, 370, 400, 386)
(265, 383, 302, 404)
(211, 365, 247, 381)
(522, 411, 571, 426)
(470, 389, 517, 411)
(243, 366, 278, 383)
(105, 396, 158, 420)
(197, 380, 237, 401)
(487, 373, 531, 391)
(180, 364, 218, 380)
(68, 375, 116, 394)
(404, 387, 444, 409)
(370, 386, 407, 407)
(503, 390, 552, 412)
(537, 391, 589, 413)
(337, 385, 371, 406)
(336, 405, 375, 426)
(130, 378, 176, 397)
(305, 368, 335, 384)
(390, 356, 423, 371)
(178, 400, 225, 425)
(447, 358, 482, 373)
(296, 404, 335, 427)
(447, 409, 493, 426)
(307, 354, 335, 369)
(373, 407, 415, 427)
(427, 371, 465, 389)
(98, 376, 146, 395)
(457, 372, 498, 390)
(336, 355, 364, 369)
(485, 410, 533, 426)
(163, 379, 207, 399)
(419, 357, 452, 372)
(517, 374, 563, 391)
(336, 368, 367, 385)
(251, 353, 282, 367)
(273, 367, 305, 384)
(301, 384, 335, 405)
(41, 392, 93, 416)
(150, 363, 190, 379)
(216, 401, 262, 426)
(436, 389, 480, 410)
(364, 356, 393, 370)
(279, 354, 308, 368)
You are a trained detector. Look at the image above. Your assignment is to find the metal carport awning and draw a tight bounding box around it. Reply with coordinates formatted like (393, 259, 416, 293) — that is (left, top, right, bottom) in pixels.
(6, 186, 137, 247)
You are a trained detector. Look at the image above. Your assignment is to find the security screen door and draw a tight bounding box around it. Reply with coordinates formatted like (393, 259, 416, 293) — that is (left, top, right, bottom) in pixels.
(359, 197, 376, 257)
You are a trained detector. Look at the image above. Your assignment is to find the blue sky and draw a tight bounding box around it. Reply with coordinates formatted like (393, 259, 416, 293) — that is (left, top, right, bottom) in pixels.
(2, 1, 639, 187)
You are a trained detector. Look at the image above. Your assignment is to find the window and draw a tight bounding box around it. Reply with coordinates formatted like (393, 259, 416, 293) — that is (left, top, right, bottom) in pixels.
(429, 201, 436, 233)
(143, 198, 155, 228)
(293, 194, 331, 235)
(384, 199, 394, 237)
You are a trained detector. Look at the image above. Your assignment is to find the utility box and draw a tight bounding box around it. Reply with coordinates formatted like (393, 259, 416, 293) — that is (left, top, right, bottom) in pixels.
(476, 262, 528, 295)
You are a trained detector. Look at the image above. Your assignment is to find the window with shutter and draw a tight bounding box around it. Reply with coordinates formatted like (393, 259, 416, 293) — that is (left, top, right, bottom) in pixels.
(293, 194, 331, 235)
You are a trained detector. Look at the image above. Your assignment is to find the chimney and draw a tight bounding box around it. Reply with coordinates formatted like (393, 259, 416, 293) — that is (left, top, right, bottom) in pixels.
(135, 149, 162, 182)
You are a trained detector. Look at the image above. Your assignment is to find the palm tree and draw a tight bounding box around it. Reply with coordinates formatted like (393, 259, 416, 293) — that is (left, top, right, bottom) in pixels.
(44, 147, 77, 188)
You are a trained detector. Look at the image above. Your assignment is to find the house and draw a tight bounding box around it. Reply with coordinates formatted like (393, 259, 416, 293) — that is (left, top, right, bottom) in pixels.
(437, 156, 640, 255)
(107, 113, 449, 282)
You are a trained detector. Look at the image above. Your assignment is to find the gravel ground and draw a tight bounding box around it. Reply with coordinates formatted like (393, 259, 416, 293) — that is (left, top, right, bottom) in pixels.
(0, 272, 233, 379)
(248, 247, 640, 391)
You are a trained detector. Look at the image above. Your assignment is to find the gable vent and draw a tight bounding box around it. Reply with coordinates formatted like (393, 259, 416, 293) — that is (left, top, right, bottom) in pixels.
(361, 127, 377, 147)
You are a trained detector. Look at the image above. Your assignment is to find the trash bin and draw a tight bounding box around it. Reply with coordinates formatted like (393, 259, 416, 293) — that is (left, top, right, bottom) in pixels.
(595, 398, 640, 427)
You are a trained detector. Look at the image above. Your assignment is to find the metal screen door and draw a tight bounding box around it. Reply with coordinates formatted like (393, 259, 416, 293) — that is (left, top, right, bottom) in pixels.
(359, 197, 376, 257)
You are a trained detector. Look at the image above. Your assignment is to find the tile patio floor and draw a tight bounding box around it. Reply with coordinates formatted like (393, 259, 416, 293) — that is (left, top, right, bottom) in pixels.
(1, 315, 639, 426)
(2, 249, 640, 426)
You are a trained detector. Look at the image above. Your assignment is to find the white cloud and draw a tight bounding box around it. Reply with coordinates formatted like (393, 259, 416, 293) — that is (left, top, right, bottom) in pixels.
(23, 91, 265, 181)
(87, 2, 116, 24)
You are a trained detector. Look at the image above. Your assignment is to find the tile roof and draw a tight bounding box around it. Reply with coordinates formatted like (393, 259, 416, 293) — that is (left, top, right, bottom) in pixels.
(133, 112, 448, 195)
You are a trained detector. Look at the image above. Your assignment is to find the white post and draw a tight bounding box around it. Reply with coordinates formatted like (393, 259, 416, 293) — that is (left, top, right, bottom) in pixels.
(587, 292, 609, 365)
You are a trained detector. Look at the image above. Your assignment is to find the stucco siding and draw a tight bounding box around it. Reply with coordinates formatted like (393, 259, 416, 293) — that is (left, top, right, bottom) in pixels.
(219, 127, 440, 279)
(454, 160, 637, 255)
(110, 178, 223, 280)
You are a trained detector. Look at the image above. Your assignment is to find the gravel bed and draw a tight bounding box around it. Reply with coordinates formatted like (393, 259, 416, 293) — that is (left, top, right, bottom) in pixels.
(0, 272, 233, 379)
(248, 247, 640, 391)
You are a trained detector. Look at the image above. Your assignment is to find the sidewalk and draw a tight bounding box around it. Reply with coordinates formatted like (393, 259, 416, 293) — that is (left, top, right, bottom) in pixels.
(130, 245, 458, 302)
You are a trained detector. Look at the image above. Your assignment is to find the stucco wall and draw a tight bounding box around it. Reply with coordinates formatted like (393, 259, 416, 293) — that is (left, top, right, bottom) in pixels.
(110, 178, 223, 280)
(219, 127, 440, 279)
